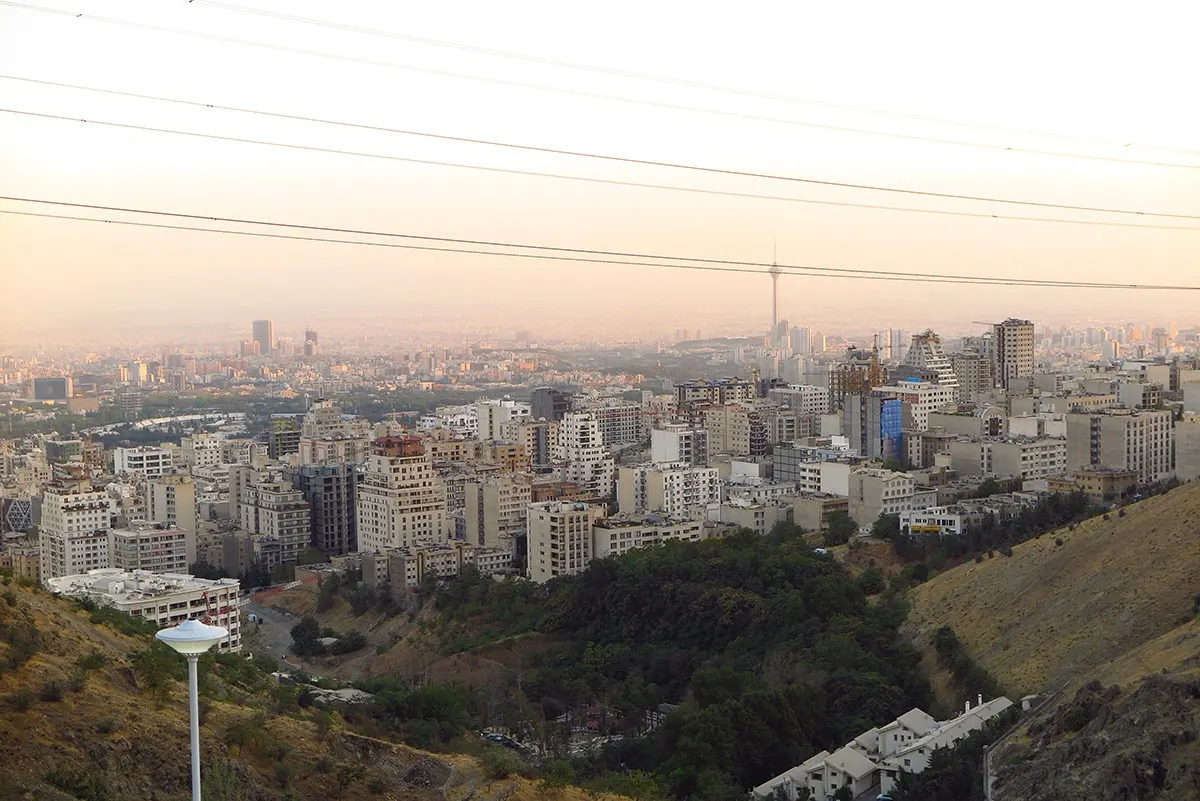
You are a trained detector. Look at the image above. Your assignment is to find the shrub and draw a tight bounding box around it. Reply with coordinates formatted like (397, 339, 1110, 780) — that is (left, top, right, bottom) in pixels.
(75, 651, 108, 671)
(95, 716, 122, 734)
(68, 671, 88, 693)
(1055, 537, 1064, 546)
(7, 689, 34, 712)
(315, 756, 334, 774)
(43, 768, 110, 801)
(274, 762, 293, 788)
(40, 680, 65, 702)
(2, 590, 16, 606)
(482, 746, 528, 779)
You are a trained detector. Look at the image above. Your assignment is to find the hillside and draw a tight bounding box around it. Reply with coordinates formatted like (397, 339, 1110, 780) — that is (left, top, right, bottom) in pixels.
(0, 577, 626, 801)
(904, 480, 1200, 697)
(988, 615, 1200, 800)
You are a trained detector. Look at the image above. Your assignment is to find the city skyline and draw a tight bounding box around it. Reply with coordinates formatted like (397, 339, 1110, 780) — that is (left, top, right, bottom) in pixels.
(3, 1, 1200, 342)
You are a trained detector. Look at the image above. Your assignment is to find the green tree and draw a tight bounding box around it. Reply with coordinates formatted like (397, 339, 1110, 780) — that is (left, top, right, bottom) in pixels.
(871, 513, 900, 541)
(825, 512, 857, 546)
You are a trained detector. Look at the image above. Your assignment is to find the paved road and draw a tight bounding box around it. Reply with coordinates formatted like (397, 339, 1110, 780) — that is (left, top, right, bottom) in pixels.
(243, 598, 301, 670)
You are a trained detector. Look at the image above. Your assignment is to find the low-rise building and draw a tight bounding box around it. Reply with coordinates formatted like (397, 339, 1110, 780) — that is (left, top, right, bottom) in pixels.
(791, 493, 850, 532)
(47, 568, 242, 652)
(362, 542, 513, 588)
(718, 499, 791, 536)
(591, 514, 703, 559)
(753, 697, 1012, 800)
(947, 436, 1068, 481)
(1046, 467, 1138, 505)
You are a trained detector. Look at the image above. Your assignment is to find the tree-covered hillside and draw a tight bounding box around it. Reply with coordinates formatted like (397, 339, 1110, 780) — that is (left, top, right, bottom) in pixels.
(436, 530, 932, 799)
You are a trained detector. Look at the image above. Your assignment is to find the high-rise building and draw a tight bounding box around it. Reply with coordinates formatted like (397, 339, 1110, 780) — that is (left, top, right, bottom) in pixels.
(1065, 408, 1173, 484)
(252, 319, 274, 356)
(476, 398, 532, 441)
(875, 380, 958, 431)
(554, 412, 616, 499)
(842, 394, 903, 460)
(113, 446, 174, 478)
(703, 404, 768, 457)
(32, 377, 72, 400)
(268, 417, 302, 459)
(650, 424, 709, 466)
(526, 500, 602, 583)
(39, 478, 114, 582)
(288, 463, 360, 556)
(531, 387, 573, 422)
(464, 474, 531, 549)
(357, 437, 449, 553)
(903, 331, 958, 388)
(304, 328, 318, 346)
(950, 351, 993, 403)
(242, 481, 312, 564)
(617, 463, 720, 516)
(146, 475, 197, 565)
(993, 318, 1035, 390)
(181, 432, 222, 469)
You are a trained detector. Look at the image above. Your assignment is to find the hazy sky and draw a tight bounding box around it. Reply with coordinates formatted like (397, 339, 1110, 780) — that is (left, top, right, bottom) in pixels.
(2, 1, 1199, 344)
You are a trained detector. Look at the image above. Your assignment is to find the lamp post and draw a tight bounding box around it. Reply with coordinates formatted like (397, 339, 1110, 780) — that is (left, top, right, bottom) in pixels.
(156, 619, 229, 801)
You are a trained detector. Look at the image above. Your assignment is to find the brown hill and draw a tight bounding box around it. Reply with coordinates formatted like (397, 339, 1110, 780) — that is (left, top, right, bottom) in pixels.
(904, 480, 1200, 697)
(0, 579, 621, 801)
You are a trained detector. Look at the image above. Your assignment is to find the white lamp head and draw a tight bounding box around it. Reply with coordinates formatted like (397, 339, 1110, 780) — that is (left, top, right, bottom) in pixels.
(155, 618, 229, 655)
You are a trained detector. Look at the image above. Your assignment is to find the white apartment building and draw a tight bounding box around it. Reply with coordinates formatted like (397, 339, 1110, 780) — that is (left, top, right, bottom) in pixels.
(181, 433, 222, 469)
(298, 433, 371, 466)
(899, 506, 976, 537)
(848, 468, 916, 528)
(113, 446, 174, 478)
(555, 413, 616, 499)
(1065, 408, 1174, 484)
(650, 424, 710, 467)
(618, 463, 721, 516)
(464, 474, 531, 549)
(109, 521, 191, 573)
(768, 385, 830, 416)
(357, 437, 450, 553)
(581, 400, 645, 446)
(146, 474, 198, 564)
(875, 380, 957, 431)
(39, 480, 114, 582)
(475, 398, 532, 441)
(592, 514, 703, 559)
(947, 437, 1068, 481)
(47, 569, 242, 652)
(1177, 414, 1200, 482)
(526, 500, 604, 583)
(903, 331, 959, 388)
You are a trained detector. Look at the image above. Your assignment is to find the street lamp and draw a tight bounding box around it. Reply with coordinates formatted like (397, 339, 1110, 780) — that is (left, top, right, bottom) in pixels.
(156, 619, 229, 801)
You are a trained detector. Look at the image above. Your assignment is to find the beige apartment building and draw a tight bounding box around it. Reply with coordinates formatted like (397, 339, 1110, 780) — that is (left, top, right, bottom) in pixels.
(1065, 408, 1173, 484)
(357, 437, 450, 553)
(464, 474, 531, 549)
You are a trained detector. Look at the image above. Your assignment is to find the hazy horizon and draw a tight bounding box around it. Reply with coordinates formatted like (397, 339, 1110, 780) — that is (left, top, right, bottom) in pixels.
(3, 1, 1199, 344)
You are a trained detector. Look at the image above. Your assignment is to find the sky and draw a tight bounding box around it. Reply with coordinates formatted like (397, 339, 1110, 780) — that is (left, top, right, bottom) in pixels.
(2, 0, 1199, 346)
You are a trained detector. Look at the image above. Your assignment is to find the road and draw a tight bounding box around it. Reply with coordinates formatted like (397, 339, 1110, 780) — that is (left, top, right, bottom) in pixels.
(243, 597, 302, 670)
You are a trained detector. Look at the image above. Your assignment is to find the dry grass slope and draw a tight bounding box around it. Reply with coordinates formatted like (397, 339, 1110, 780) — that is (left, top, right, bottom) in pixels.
(905, 481, 1200, 697)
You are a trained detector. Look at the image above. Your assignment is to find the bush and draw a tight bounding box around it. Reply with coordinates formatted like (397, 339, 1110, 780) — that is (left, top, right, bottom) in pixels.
(75, 651, 108, 671)
(1055, 537, 1064, 546)
(856, 568, 886, 595)
(95, 716, 122, 734)
(482, 746, 528, 779)
(7, 689, 34, 712)
(43, 768, 110, 801)
(2, 590, 16, 606)
(68, 671, 88, 693)
(315, 756, 334, 774)
(40, 680, 65, 702)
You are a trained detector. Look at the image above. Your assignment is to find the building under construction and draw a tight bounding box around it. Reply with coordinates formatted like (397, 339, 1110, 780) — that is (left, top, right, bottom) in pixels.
(830, 347, 888, 411)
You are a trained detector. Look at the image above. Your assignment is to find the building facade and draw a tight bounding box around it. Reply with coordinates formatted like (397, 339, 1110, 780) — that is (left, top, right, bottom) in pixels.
(357, 437, 449, 553)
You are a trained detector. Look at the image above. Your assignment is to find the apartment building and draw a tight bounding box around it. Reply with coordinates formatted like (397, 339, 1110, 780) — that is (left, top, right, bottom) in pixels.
(674, 377, 756, 408)
(767, 384, 830, 416)
(582, 400, 645, 446)
(903, 331, 958, 389)
(947, 436, 1068, 480)
(287, 462, 361, 556)
(592, 514, 703, 559)
(1065, 408, 1173, 484)
(39, 479, 114, 582)
(874, 380, 957, 431)
(526, 501, 604, 583)
(47, 569, 242, 652)
(464, 474, 531, 549)
(298, 433, 371, 466)
(109, 521, 191, 574)
(363, 541, 513, 588)
(146, 474, 197, 564)
(994, 318, 1035, 390)
(357, 437, 450, 553)
(617, 463, 721, 516)
(704, 404, 768, 457)
(1177, 414, 1200, 482)
(475, 398, 532, 441)
(555, 413, 616, 499)
(650, 424, 709, 467)
(181, 433, 222, 469)
(791, 493, 850, 532)
(848, 468, 916, 528)
(112, 446, 174, 478)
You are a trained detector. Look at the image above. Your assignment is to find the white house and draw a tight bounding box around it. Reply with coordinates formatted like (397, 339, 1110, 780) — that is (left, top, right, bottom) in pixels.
(754, 698, 1011, 801)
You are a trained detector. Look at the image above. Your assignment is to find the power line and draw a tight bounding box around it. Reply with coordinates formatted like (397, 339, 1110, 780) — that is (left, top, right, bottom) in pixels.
(191, 0, 1200, 160)
(5, 1, 1197, 170)
(3, 197, 1198, 291)
(5, 107, 1200, 230)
